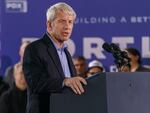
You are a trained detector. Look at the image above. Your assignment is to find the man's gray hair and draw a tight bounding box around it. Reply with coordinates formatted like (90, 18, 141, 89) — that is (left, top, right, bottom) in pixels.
(46, 2, 76, 22)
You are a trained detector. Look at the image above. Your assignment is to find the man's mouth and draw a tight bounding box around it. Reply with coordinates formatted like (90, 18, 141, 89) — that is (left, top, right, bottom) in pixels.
(62, 32, 69, 36)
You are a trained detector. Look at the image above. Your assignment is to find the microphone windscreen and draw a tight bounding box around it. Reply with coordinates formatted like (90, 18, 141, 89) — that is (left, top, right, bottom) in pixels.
(102, 43, 112, 52)
(110, 43, 120, 51)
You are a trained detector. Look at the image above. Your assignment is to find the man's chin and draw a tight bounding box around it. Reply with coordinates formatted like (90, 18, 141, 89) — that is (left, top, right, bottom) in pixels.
(62, 37, 70, 41)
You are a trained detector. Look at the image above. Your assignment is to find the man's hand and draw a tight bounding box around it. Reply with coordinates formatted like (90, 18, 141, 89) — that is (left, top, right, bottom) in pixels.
(63, 76, 87, 95)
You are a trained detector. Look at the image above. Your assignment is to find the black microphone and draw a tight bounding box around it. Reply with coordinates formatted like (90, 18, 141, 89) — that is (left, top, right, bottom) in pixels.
(102, 43, 120, 54)
(110, 43, 120, 52)
(102, 42, 131, 69)
(102, 42, 112, 52)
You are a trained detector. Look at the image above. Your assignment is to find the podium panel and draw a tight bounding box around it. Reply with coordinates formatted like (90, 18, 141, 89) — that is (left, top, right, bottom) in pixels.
(50, 73, 107, 113)
(107, 72, 150, 113)
(50, 72, 150, 113)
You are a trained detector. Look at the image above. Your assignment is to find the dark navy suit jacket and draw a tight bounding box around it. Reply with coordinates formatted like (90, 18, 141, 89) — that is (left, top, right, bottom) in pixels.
(23, 33, 76, 113)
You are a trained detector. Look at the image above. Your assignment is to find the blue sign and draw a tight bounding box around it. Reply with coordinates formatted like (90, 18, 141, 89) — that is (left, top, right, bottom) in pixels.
(1, 0, 150, 75)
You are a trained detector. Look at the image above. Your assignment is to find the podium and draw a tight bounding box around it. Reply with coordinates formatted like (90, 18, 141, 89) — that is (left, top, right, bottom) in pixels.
(50, 72, 150, 113)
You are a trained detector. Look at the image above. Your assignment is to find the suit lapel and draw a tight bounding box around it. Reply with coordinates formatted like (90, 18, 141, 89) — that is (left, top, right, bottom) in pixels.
(43, 34, 65, 78)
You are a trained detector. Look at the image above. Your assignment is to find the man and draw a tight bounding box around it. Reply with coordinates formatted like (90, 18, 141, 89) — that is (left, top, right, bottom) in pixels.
(0, 62, 27, 113)
(87, 60, 105, 77)
(125, 48, 150, 72)
(23, 2, 87, 113)
(73, 56, 87, 78)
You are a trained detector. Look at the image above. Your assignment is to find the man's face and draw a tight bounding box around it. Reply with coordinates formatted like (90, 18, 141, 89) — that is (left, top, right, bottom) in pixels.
(126, 52, 138, 64)
(48, 11, 74, 43)
(14, 63, 27, 89)
(88, 67, 103, 75)
(73, 60, 86, 75)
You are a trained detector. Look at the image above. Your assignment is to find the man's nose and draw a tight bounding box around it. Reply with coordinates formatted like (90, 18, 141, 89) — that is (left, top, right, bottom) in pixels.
(64, 22, 70, 29)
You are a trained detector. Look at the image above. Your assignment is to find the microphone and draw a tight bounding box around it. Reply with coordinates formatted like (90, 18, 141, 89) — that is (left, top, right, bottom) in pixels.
(102, 42, 112, 53)
(110, 43, 120, 52)
(102, 42, 131, 69)
(102, 42, 121, 55)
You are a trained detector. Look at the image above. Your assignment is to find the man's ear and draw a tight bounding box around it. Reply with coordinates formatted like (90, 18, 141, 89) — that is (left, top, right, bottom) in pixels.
(46, 21, 52, 31)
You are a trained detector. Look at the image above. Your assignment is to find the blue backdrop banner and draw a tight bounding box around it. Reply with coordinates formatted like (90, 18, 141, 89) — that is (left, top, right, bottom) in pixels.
(1, 0, 150, 75)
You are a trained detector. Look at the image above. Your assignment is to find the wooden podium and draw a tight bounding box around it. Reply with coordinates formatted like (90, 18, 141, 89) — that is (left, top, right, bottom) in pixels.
(50, 72, 150, 113)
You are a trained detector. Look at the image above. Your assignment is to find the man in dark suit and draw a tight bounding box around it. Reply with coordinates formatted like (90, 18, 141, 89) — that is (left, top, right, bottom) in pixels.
(23, 2, 87, 113)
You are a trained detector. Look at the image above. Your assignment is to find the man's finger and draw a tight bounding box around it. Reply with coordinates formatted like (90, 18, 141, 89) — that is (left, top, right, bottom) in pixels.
(75, 80, 84, 93)
(78, 77, 87, 85)
(70, 85, 78, 94)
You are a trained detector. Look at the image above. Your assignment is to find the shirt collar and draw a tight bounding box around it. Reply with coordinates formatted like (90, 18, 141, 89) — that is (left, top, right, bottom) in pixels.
(46, 32, 68, 51)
